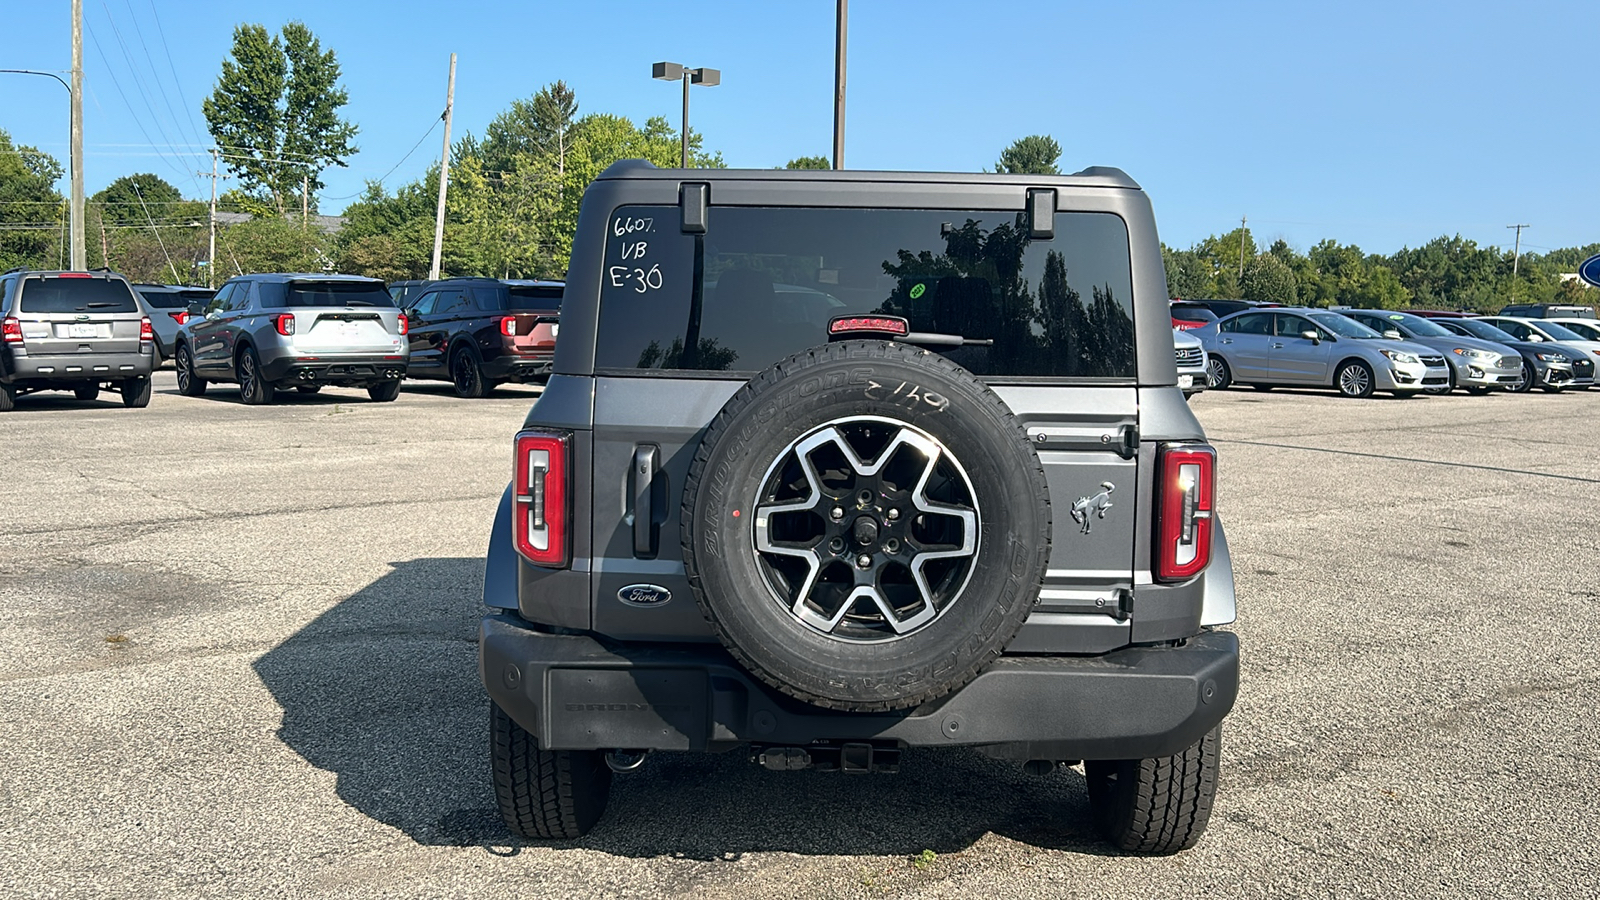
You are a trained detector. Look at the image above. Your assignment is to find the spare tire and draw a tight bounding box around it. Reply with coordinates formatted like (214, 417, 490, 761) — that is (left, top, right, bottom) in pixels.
(681, 340, 1051, 711)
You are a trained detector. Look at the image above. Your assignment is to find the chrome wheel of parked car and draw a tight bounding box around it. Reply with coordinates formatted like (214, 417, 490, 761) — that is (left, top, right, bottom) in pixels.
(1205, 357, 1231, 390)
(753, 417, 980, 643)
(1510, 361, 1534, 393)
(238, 347, 273, 405)
(175, 344, 207, 397)
(1336, 360, 1375, 398)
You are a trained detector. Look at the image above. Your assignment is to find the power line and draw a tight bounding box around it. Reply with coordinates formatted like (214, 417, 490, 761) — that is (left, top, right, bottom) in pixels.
(82, 16, 197, 188)
(96, 1, 200, 192)
(142, 0, 206, 149)
(118, 0, 205, 151)
(321, 116, 441, 200)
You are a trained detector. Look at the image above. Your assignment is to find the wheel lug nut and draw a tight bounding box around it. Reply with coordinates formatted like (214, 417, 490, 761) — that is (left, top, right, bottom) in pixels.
(886, 508, 900, 521)
(830, 507, 844, 521)
(856, 555, 872, 569)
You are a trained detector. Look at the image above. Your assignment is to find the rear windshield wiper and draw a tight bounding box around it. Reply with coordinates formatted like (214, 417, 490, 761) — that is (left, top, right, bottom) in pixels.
(84, 302, 120, 308)
(898, 331, 994, 347)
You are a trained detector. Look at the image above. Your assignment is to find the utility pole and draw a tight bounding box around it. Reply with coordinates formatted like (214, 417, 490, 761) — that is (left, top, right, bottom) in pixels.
(208, 150, 217, 288)
(833, 0, 847, 169)
(69, 0, 86, 270)
(1507, 223, 1529, 300)
(1238, 214, 1247, 279)
(429, 53, 456, 282)
(302, 172, 309, 231)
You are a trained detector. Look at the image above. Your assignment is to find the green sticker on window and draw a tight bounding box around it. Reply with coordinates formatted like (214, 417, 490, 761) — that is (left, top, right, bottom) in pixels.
(909, 283, 926, 299)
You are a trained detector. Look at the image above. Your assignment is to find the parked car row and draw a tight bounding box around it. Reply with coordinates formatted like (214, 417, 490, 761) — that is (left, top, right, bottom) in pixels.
(1185, 301, 1600, 398)
(0, 267, 566, 410)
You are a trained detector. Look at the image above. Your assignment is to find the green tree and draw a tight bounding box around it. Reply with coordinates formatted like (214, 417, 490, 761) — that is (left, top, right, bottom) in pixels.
(993, 135, 1061, 175)
(482, 81, 579, 177)
(203, 22, 358, 215)
(91, 174, 189, 226)
(783, 155, 831, 170)
(1241, 253, 1298, 305)
(0, 130, 65, 271)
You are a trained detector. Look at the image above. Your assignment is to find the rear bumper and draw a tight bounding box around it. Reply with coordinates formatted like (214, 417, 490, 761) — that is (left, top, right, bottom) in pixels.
(480, 616, 1239, 760)
(2, 349, 153, 383)
(483, 353, 554, 383)
(261, 353, 407, 385)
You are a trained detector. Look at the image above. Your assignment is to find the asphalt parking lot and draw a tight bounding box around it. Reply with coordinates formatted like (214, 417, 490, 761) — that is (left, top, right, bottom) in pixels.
(2, 375, 1596, 899)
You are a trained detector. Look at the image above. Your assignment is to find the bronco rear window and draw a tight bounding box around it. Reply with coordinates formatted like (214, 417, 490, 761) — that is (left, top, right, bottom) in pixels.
(258, 281, 395, 308)
(18, 277, 140, 313)
(594, 206, 1135, 379)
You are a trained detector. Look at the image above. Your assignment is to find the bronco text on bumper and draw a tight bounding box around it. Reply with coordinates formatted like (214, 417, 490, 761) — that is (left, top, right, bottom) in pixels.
(479, 162, 1240, 854)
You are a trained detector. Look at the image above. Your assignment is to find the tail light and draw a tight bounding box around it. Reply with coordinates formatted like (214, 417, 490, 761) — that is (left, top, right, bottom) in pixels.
(500, 316, 516, 337)
(1155, 444, 1215, 582)
(274, 313, 295, 336)
(513, 430, 571, 567)
(139, 317, 154, 342)
(2, 317, 21, 344)
(398, 313, 409, 336)
(171, 311, 190, 326)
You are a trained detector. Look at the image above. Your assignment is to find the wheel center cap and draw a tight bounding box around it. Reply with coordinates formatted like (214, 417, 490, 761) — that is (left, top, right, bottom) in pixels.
(852, 516, 880, 547)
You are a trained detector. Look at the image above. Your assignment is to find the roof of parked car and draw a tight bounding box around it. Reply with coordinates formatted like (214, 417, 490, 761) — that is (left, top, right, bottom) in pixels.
(595, 159, 1142, 190)
(228, 273, 383, 283)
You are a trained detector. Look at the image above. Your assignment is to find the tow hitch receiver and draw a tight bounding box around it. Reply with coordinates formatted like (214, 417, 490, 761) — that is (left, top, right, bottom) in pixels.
(752, 741, 901, 773)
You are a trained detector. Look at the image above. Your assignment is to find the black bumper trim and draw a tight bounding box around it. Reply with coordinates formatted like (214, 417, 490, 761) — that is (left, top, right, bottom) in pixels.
(479, 616, 1238, 760)
(261, 354, 407, 384)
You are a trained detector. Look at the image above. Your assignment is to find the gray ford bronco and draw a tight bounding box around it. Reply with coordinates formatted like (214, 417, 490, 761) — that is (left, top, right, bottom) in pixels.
(480, 161, 1239, 854)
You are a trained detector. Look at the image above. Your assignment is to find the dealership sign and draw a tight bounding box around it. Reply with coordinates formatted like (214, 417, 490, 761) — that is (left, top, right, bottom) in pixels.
(1580, 253, 1600, 288)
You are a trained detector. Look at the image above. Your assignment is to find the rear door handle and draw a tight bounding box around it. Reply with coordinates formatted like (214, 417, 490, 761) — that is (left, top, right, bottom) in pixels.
(1219, 338, 1234, 344)
(632, 445, 662, 557)
(1270, 342, 1284, 349)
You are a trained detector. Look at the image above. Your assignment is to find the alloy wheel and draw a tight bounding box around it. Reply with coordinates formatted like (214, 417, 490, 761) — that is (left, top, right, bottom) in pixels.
(751, 417, 979, 643)
(1338, 364, 1371, 397)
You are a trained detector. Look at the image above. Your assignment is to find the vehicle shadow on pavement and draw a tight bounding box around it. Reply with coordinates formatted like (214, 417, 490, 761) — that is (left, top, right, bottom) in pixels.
(254, 558, 1115, 859)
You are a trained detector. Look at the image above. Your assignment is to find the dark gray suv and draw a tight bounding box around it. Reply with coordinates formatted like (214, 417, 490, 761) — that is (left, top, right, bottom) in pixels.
(479, 163, 1240, 853)
(0, 268, 155, 410)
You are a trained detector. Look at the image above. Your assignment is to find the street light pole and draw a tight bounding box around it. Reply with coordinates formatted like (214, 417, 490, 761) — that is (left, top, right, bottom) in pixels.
(70, 0, 85, 270)
(1506, 223, 1529, 301)
(653, 62, 719, 168)
(1, 69, 78, 266)
(834, 0, 847, 169)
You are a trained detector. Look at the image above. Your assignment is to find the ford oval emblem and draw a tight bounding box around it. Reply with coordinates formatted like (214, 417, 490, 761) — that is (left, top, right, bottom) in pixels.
(617, 584, 672, 608)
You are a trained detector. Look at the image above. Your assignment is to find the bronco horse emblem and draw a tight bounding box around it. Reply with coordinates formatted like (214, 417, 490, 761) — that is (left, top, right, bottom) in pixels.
(1070, 482, 1116, 534)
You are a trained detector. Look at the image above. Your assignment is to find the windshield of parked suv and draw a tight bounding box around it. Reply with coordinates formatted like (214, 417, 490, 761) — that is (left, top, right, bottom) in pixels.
(1307, 312, 1381, 338)
(1447, 319, 1517, 342)
(18, 276, 140, 313)
(595, 206, 1136, 379)
(137, 288, 213, 309)
(258, 281, 395, 308)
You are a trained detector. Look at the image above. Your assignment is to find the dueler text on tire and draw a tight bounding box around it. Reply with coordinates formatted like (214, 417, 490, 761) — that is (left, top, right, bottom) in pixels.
(681, 340, 1052, 712)
(490, 703, 611, 839)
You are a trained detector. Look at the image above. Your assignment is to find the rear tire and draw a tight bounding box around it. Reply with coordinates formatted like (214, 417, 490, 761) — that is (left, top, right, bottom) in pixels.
(296, 385, 322, 395)
(490, 703, 611, 839)
(0, 385, 14, 412)
(451, 348, 490, 399)
(366, 380, 401, 402)
(175, 344, 207, 397)
(237, 346, 274, 405)
(1086, 726, 1221, 855)
(1465, 386, 1492, 396)
(74, 385, 100, 402)
(1251, 383, 1273, 392)
(121, 375, 152, 409)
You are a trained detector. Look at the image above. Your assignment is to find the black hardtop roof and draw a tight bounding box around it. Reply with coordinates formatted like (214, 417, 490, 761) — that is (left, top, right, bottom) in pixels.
(595, 159, 1141, 190)
(231, 272, 383, 284)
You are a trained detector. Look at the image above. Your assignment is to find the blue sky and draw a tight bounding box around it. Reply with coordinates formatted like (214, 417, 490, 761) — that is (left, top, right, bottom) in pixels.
(4, 0, 1596, 257)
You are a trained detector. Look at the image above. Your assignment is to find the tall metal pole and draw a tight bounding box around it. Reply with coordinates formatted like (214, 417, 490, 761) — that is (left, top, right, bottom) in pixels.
(833, 0, 847, 169)
(70, 0, 86, 270)
(208, 150, 217, 289)
(429, 53, 457, 282)
(1238, 214, 1248, 279)
(1507, 223, 1529, 300)
(680, 71, 690, 168)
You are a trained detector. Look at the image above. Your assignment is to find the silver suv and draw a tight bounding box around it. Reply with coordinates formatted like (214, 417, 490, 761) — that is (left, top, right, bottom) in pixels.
(173, 274, 409, 404)
(0, 268, 155, 411)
